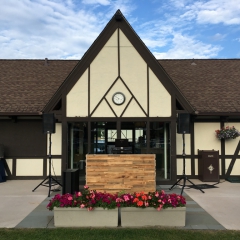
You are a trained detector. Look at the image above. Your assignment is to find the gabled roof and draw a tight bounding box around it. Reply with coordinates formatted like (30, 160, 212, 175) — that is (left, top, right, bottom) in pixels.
(43, 10, 193, 114)
(159, 59, 240, 115)
(0, 59, 78, 115)
(1, 11, 240, 117)
(1, 58, 240, 116)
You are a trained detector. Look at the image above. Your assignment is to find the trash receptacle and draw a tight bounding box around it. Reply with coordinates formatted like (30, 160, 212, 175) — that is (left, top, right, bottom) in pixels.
(198, 150, 219, 182)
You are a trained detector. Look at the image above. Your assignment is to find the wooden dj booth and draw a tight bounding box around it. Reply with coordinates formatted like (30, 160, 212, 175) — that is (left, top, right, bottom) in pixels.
(86, 153, 156, 193)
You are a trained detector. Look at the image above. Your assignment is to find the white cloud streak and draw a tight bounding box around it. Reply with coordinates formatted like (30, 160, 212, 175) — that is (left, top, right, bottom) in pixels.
(0, 0, 239, 59)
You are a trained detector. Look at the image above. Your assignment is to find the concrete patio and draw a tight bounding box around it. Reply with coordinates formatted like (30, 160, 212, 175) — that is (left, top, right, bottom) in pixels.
(0, 179, 239, 230)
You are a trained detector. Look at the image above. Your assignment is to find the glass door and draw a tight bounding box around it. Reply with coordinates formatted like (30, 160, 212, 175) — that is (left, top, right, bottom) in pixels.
(149, 122, 170, 180)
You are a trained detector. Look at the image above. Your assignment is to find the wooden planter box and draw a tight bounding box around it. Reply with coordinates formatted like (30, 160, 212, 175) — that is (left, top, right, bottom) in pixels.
(120, 207, 186, 227)
(54, 208, 118, 227)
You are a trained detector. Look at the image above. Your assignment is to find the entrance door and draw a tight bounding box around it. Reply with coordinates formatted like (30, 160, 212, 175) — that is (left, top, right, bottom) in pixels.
(105, 122, 135, 153)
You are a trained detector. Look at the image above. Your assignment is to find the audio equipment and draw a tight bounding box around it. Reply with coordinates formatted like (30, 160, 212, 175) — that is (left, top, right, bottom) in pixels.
(169, 132, 204, 194)
(62, 169, 80, 194)
(0, 144, 4, 159)
(177, 113, 190, 134)
(43, 113, 55, 134)
(32, 130, 61, 197)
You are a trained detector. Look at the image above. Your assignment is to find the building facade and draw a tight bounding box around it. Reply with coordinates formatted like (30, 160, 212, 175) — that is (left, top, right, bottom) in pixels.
(1, 10, 240, 184)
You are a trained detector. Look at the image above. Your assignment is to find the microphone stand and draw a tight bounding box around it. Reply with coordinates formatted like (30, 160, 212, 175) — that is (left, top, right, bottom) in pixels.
(32, 132, 62, 197)
(169, 131, 204, 195)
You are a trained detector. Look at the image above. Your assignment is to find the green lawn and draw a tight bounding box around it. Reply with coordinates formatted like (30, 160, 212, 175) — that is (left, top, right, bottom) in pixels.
(1, 228, 240, 240)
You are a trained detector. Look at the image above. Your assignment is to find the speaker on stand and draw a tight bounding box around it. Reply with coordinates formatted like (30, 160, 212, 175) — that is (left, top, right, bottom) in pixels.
(0, 144, 6, 182)
(32, 113, 62, 197)
(177, 113, 190, 134)
(170, 113, 204, 195)
(43, 113, 56, 134)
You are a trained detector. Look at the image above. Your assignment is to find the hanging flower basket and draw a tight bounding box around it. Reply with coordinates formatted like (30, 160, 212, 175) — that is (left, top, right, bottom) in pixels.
(215, 126, 240, 140)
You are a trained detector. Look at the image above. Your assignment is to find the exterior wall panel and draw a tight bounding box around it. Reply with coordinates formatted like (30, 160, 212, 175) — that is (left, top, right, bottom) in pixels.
(149, 69, 171, 117)
(224, 123, 240, 155)
(47, 158, 62, 176)
(5, 159, 13, 176)
(177, 158, 191, 175)
(176, 132, 191, 155)
(16, 159, 43, 176)
(119, 30, 148, 112)
(90, 31, 118, 113)
(194, 123, 221, 154)
(0, 120, 45, 157)
(67, 69, 88, 117)
(47, 123, 62, 155)
(225, 159, 240, 175)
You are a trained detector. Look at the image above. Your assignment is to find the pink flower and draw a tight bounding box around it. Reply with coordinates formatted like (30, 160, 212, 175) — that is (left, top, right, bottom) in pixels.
(67, 196, 73, 201)
(157, 204, 163, 211)
(76, 192, 82, 197)
(116, 198, 123, 202)
(84, 185, 88, 189)
(123, 195, 129, 201)
(80, 204, 85, 208)
(155, 192, 159, 197)
(144, 201, 149, 207)
(87, 207, 93, 211)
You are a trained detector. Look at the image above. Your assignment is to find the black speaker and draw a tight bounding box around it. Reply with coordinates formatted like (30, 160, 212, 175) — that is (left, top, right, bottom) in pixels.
(43, 113, 55, 134)
(177, 113, 190, 134)
(0, 145, 4, 159)
(62, 169, 80, 194)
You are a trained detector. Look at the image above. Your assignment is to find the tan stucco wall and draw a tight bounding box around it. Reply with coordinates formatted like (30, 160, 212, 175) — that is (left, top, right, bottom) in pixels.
(194, 123, 221, 154)
(90, 31, 118, 114)
(47, 158, 62, 176)
(5, 159, 12, 176)
(176, 132, 191, 155)
(16, 159, 43, 176)
(149, 69, 171, 117)
(225, 158, 240, 175)
(224, 123, 240, 155)
(67, 69, 88, 117)
(66, 29, 172, 118)
(119, 30, 148, 113)
(177, 158, 191, 175)
(47, 123, 62, 155)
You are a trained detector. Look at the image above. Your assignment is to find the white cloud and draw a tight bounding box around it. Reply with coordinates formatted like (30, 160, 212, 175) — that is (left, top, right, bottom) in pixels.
(0, 0, 238, 59)
(0, 0, 108, 59)
(153, 32, 222, 59)
(185, 0, 240, 25)
(211, 33, 226, 41)
(81, 0, 111, 5)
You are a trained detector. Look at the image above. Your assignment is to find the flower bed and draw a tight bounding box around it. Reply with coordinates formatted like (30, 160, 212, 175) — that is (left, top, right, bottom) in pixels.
(47, 186, 186, 227)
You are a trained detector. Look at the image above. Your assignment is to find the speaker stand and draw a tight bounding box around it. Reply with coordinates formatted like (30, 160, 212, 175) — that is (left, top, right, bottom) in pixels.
(32, 133, 62, 197)
(169, 132, 205, 195)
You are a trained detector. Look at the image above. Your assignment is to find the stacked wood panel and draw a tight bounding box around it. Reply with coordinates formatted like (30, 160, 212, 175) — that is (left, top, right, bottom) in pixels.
(86, 154, 156, 193)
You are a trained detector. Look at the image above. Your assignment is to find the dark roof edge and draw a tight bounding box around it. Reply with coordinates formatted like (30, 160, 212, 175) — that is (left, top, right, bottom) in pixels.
(0, 112, 42, 116)
(195, 112, 240, 116)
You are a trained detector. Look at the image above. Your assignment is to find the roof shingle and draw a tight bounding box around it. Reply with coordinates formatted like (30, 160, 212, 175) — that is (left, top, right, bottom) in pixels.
(0, 59, 78, 114)
(159, 59, 240, 114)
(1, 59, 240, 115)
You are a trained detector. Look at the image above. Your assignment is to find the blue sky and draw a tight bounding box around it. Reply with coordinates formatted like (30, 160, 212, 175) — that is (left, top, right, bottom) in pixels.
(0, 0, 240, 59)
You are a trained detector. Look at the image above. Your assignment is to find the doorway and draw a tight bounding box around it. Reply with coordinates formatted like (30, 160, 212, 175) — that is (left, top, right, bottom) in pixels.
(68, 121, 171, 184)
